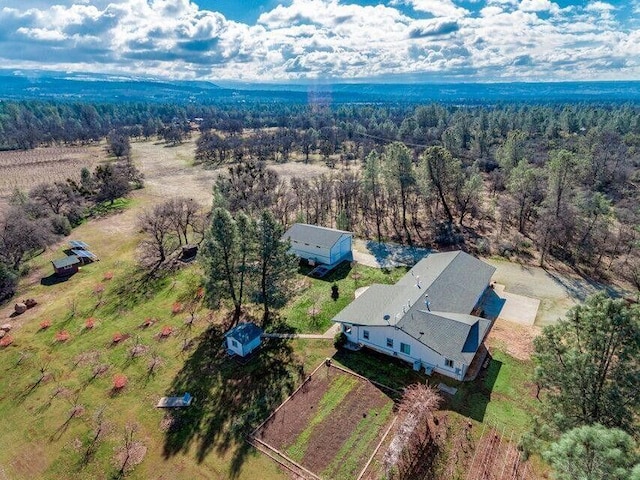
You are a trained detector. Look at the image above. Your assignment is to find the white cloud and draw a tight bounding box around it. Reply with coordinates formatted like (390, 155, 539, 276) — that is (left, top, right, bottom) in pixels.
(519, 0, 560, 14)
(394, 0, 469, 18)
(585, 1, 615, 13)
(0, 0, 638, 82)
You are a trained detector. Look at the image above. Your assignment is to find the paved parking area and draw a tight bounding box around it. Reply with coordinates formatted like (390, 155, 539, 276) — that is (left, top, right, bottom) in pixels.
(492, 284, 540, 326)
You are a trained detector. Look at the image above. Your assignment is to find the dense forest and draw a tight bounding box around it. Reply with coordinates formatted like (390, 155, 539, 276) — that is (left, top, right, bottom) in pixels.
(1, 99, 640, 302)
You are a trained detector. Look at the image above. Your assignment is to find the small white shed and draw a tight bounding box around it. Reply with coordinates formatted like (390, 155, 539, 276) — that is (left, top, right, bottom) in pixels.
(282, 223, 352, 266)
(224, 322, 263, 357)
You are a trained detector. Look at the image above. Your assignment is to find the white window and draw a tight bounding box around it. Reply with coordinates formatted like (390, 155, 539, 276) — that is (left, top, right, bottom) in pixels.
(445, 358, 454, 368)
(386, 338, 393, 348)
(343, 325, 352, 334)
(400, 343, 410, 355)
(363, 330, 369, 340)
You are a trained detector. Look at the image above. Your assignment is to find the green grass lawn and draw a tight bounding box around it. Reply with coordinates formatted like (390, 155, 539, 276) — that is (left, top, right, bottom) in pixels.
(0, 209, 336, 480)
(446, 348, 536, 435)
(333, 344, 537, 436)
(280, 262, 407, 333)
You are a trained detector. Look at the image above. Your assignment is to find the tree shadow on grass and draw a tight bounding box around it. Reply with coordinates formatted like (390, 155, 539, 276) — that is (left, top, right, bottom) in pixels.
(298, 260, 352, 283)
(332, 347, 424, 392)
(100, 267, 170, 316)
(162, 323, 303, 478)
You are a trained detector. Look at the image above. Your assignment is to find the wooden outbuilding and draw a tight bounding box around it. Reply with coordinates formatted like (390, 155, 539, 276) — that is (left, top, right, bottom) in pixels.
(52, 255, 80, 276)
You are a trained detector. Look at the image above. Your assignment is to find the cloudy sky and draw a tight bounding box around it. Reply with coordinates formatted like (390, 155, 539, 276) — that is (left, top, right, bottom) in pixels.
(1, 0, 639, 82)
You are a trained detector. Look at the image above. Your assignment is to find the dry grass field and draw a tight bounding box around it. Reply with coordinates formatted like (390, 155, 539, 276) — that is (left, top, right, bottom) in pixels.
(0, 145, 107, 213)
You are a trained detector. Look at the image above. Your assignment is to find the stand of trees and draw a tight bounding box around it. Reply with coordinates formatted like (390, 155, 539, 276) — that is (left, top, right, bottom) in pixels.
(137, 197, 206, 270)
(3, 98, 640, 302)
(531, 294, 640, 479)
(199, 208, 297, 326)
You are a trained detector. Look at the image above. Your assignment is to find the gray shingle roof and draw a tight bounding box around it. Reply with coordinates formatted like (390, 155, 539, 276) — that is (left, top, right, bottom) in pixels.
(225, 322, 263, 344)
(332, 251, 496, 363)
(282, 223, 352, 249)
(398, 310, 491, 364)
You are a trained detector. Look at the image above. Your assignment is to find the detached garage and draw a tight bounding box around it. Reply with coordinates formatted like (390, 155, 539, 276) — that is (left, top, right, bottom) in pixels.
(282, 223, 353, 266)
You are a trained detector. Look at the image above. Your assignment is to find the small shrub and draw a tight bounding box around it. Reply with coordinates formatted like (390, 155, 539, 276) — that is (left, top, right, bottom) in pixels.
(160, 326, 173, 338)
(0, 335, 14, 347)
(103, 271, 114, 281)
(171, 302, 182, 315)
(129, 343, 148, 358)
(334, 331, 347, 349)
(55, 331, 71, 342)
(93, 363, 110, 377)
(112, 374, 128, 390)
(112, 332, 125, 343)
(50, 215, 72, 236)
(475, 238, 491, 256)
(85, 318, 95, 330)
(39, 319, 52, 330)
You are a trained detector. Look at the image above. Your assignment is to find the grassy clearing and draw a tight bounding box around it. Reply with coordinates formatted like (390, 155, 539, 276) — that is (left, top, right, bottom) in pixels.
(323, 401, 394, 480)
(85, 197, 133, 218)
(281, 262, 407, 333)
(0, 254, 309, 479)
(286, 374, 359, 461)
(332, 344, 536, 436)
(0, 208, 332, 480)
(446, 348, 536, 435)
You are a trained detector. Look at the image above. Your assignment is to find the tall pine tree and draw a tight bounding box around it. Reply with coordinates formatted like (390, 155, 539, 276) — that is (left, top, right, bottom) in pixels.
(254, 211, 298, 326)
(533, 293, 640, 435)
(201, 208, 255, 324)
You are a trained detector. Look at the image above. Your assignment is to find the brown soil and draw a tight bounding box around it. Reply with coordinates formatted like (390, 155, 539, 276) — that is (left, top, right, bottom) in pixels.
(466, 426, 532, 480)
(486, 319, 539, 361)
(257, 369, 331, 449)
(256, 365, 395, 478)
(302, 373, 390, 474)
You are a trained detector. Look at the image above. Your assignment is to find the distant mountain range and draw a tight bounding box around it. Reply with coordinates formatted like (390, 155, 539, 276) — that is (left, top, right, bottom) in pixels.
(2, 70, 640, 104)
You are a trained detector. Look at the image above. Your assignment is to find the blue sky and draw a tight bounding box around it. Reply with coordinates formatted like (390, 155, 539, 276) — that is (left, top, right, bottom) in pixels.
(1, 0, 639, 82)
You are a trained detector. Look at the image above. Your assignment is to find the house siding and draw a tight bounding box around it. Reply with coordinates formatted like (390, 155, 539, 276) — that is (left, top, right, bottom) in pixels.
(226, 336, 261, 357)
(342, 323, 466, 381)
(290, 239, 332, 264)
(290, 233, 352, 265)
(330, 235, 353, 264)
